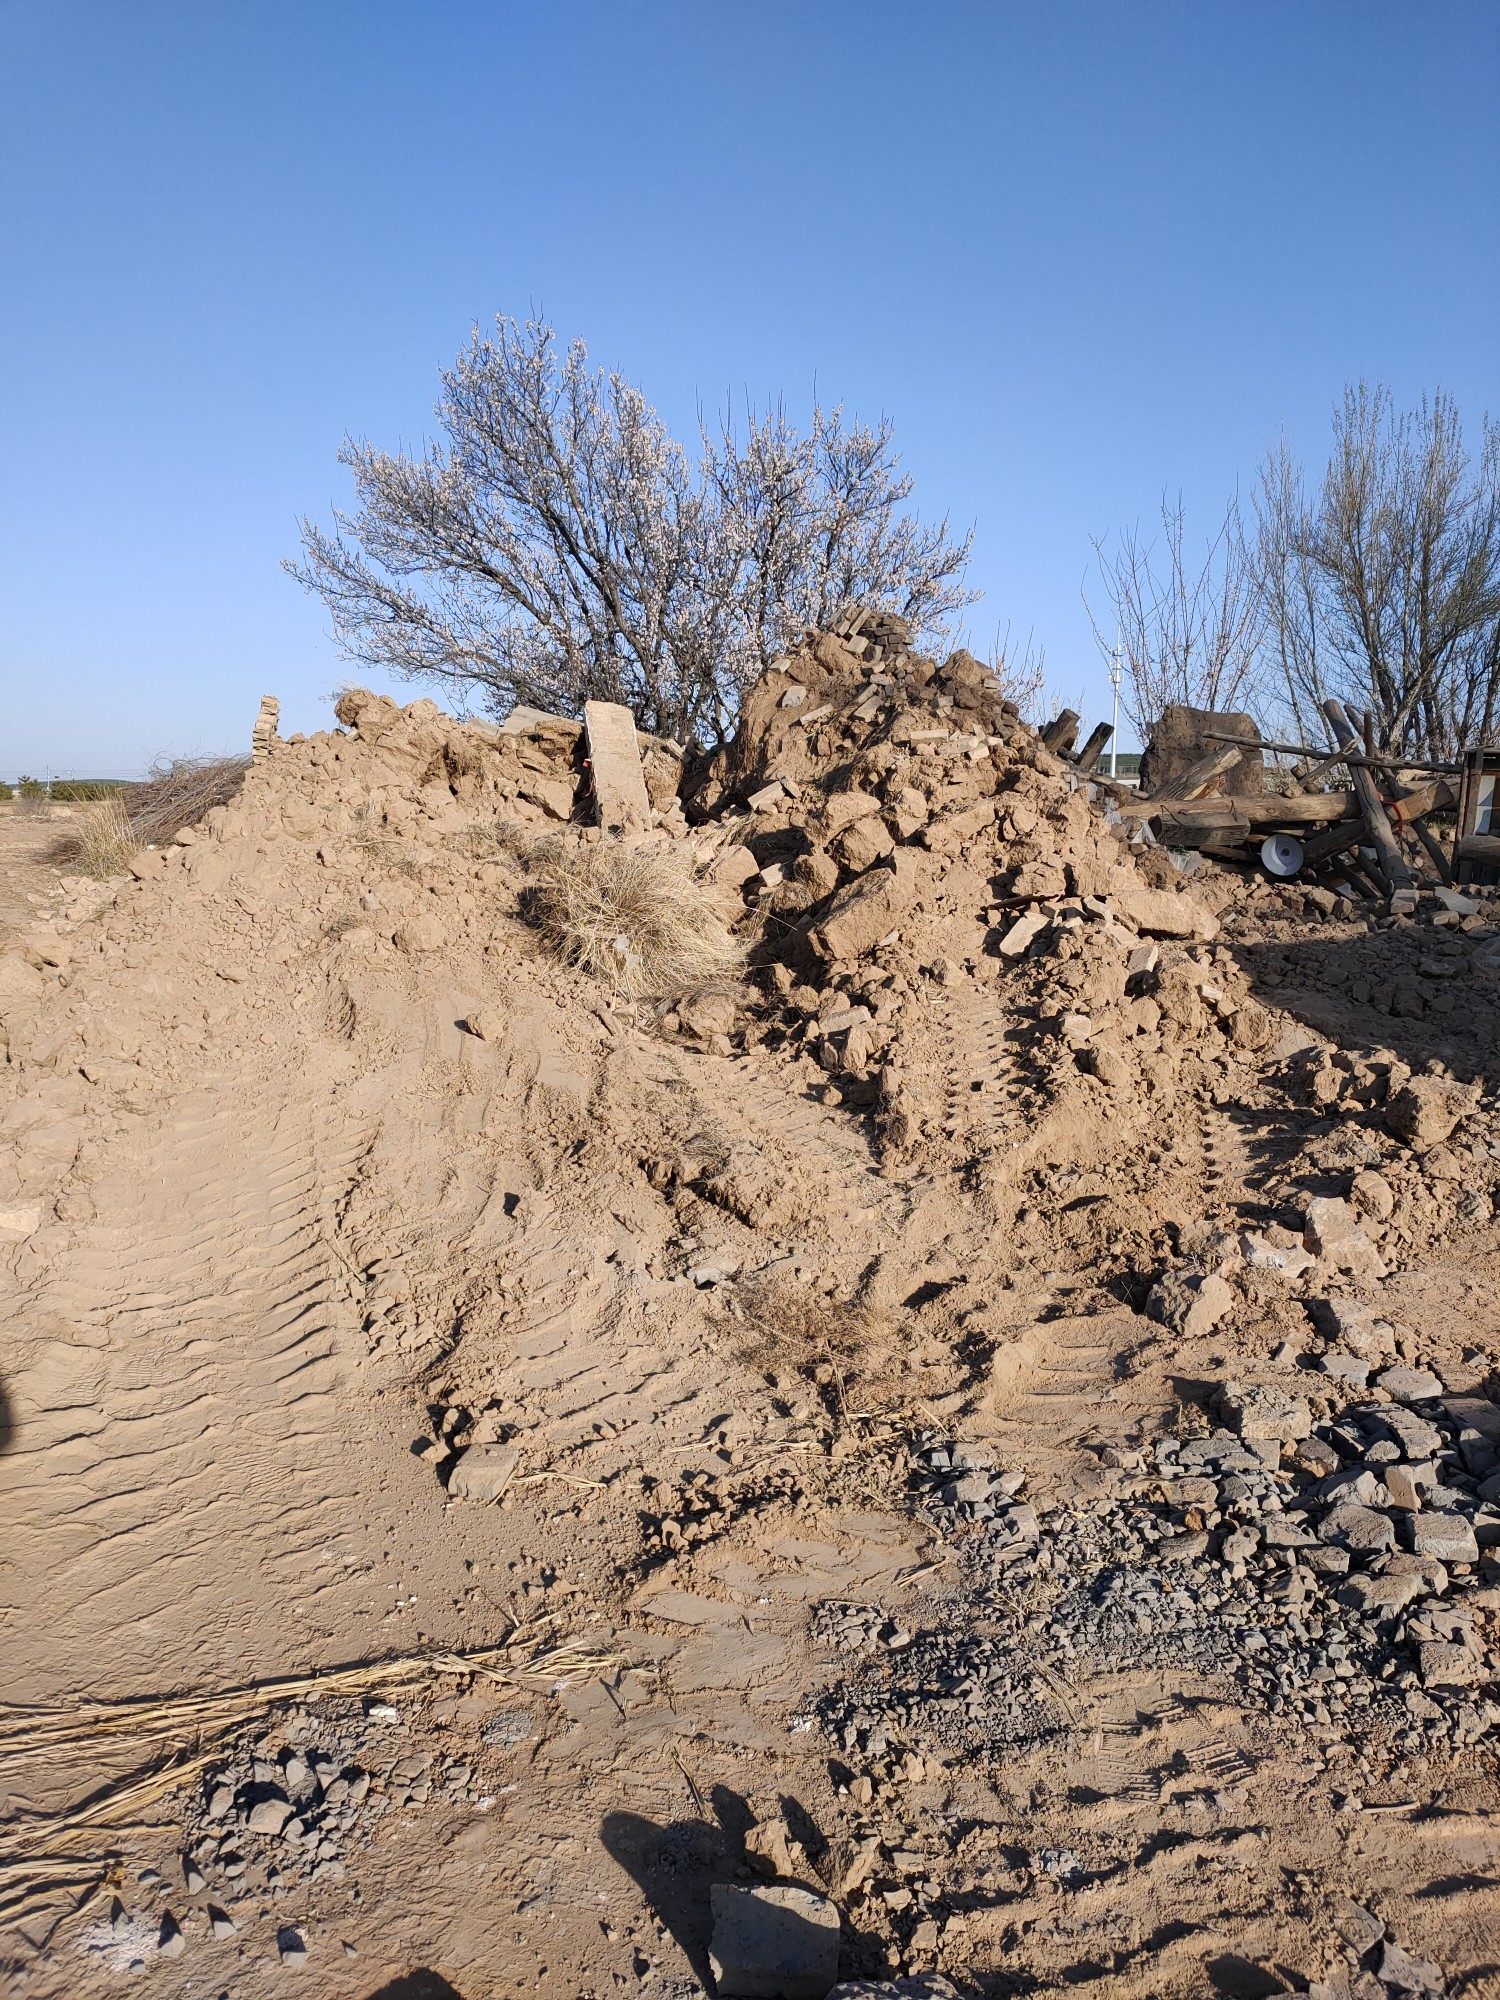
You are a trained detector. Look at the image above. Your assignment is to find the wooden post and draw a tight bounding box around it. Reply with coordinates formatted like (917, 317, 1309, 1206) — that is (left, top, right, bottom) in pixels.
(1321, 698, 1412, 893)
(1074, 721, 1114, 773)
(1040, 709, 1081, 756)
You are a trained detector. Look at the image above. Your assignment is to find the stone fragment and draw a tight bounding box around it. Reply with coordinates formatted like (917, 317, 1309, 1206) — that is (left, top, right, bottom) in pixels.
(157, 1914, 185, 1958)
(1241, 1231, 1315, 1278)
(583, 699, 652, 836)
(1146, 1270, 1234, 1340)
(1302, 1196, 1385, 1279)
(708, 1881, 841, 2000)
(1319, 1354, 1371, 1386)
(1376, 1366, 1442, 1403)
(1418, 1641, 1483, 1688)
(997, 908, 1048, 956)
(277, 1926, 309, 1967)
(1383, 1464, 1429, 1512)
(1308, 1298, 1396, 1358)
(1373, 1940, 1445, 1996)
(181, 1854, 204, 1893)
(1384, 1075, 1472, 1148)
(1318, 1503, 1396, 1555)
(710, 844, 761, 890)
(810, 855, 917, 962)
(1410, 1513, 1479, 1564)
(1336, 1572, 1424, 1616)
(1350, 1170, 1395, 1222)
(1126, 941, 1159, 978)
(246, 1797, 294, 1835)
(463, 1007, 504, 1041)
(0, 1202, 43, 1241)
(446, 1444, 520, 1502)
(677, 988, 741, 1040)
(1217, 1382, 1311, 1443)
(209, 1906, 237, 1939)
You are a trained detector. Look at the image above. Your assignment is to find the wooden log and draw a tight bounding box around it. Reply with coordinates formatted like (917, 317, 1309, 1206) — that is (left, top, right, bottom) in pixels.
(1202, 729, 1460, 776)
(1302, 822, 1364, 867)
(1121, 787, 1356, 827)
(1457, 833, 1500, 863)
(1143, 740, 1241, 804)
(1074, 721, 1113, 774)
(1322, 698, 1412, 893)
(1408, 815, 1454, 885)
(1041, 709, 1081, 755)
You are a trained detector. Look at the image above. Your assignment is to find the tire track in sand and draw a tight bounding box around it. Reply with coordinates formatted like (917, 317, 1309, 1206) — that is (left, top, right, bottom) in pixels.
(0, 1081, 378, 1703)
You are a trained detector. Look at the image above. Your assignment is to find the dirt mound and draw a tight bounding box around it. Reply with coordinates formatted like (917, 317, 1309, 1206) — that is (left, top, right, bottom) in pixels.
(3, 631, 1500, 2000)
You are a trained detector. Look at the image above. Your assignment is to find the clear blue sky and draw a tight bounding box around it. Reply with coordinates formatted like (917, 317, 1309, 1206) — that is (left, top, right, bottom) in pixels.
(2, 0, 1496, 776)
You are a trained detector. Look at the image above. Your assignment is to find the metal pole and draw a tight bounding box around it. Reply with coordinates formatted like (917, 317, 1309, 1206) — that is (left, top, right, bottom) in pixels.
(1109, 639, 1121, 780)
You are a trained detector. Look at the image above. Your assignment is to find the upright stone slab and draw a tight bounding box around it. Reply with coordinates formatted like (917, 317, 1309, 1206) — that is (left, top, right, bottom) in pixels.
(583, 699, 652, 836)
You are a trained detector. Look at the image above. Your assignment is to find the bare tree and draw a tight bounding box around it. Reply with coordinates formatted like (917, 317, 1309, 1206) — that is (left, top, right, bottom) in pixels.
(288, 315, 977, 745)
(1085, 492, 1267, 732)
(1254, 384, 1500, 758)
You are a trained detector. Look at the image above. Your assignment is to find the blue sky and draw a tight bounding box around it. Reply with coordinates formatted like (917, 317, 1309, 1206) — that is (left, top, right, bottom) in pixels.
(2, 0, 1496, 776)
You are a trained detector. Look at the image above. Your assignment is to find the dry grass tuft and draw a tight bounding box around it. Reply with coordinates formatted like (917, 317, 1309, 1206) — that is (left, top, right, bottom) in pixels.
(69, 794, 138, 878)
(524, 838, 743, 998)
(731, 1275, 897, 1419)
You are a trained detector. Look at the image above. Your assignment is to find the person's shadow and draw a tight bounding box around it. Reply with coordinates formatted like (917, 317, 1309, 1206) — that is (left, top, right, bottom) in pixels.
(601, 1786, 759, 1989)
(364, 1977, 465, 2000)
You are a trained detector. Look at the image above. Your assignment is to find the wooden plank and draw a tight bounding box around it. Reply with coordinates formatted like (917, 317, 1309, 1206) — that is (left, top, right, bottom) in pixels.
(1041, 709, 1080, 755)
(1457, 834, 1500, 863)
(1322, 697, 1412, 893)
(583, 699, 653, 837)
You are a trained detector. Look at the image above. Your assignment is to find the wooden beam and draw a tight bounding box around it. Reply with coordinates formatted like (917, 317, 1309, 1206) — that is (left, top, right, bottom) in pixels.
(1322, 698, 1412, 893)
(1074, 721, 1113, 774)
(1202, 729, 1460, 776)
(1041, 709, 1081, 755)
(1143, 740, 1241, 804)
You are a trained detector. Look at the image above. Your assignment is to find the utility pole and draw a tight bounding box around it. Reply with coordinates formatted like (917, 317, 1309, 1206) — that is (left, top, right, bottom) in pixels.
(1109, 638, 1122, 780)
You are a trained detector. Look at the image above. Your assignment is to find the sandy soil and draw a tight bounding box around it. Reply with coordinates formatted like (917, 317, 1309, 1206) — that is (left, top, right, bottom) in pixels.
(2, 652, 1499, 2000)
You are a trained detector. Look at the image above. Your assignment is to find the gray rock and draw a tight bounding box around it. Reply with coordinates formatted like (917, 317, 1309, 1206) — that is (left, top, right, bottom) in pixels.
(709, 1882, 841, 1999)
(246, 1797, 293, 1835)
(1218, 1382, 1311, 1443)
(1411, 1513, 1479, 1564)
(1376, 1408, 1444, 1459)
(277, 1926, 309, 1967)
(1319, 1503, 1396, 1554)
(446, 1443, 520, 1502)
(1321, 1354, 1372, 1386)
(1374, 1936, 1445, 1995)
(208, 1906, 237, 1939)
(156, 1914, 185, 1959)
(1375, 1366, 1443, 1403)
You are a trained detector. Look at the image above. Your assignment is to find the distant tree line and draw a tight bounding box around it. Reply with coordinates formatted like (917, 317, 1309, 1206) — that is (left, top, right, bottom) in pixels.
(290, 314, 977, 746)
(1088, 384, 1500, 761)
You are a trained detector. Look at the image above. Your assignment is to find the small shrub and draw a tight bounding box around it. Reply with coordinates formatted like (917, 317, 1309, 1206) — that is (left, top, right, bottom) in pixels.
(14, 777, 48, 817)
(524, 838, 742, 998)
(70, 794, 138, 878)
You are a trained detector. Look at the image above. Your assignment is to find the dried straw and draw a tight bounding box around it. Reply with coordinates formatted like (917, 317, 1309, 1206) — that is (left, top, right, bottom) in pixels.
(0, 1629, 623, 1923)
(524, 837, 743, 998)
